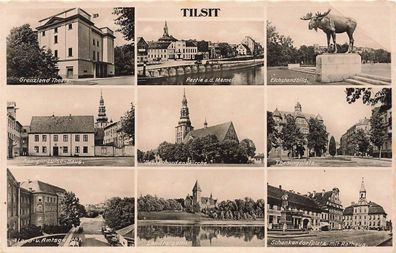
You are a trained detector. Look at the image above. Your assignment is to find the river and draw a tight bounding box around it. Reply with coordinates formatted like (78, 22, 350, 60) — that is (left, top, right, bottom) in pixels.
(137, 224, 265, 247)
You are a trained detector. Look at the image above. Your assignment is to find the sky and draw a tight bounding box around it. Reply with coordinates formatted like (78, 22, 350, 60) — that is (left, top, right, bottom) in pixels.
(268, 1, 391, 51)
(7, 87, 134, 126)
(9, 168, 135, 205)
(138, 169, 265, 201)
(3, 7, 131, 46)
(138, 20, 264, 46)
(267, 87, 384, 143)
(138, 87, 265, 153)
(268, 169, 393, 218)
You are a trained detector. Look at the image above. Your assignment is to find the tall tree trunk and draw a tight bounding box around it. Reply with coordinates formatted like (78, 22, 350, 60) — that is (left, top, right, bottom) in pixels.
(379, 146, 382, 159)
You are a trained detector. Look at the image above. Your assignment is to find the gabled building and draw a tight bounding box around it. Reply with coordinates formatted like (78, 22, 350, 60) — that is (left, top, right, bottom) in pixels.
(340, 117, 370, 156)
(185, 180, 217, 212)
(343, 178, 388, 230)
(137, 37, 149, 63)
(7, 102, 22, 158)
(28, 115, 95, 156)
(312, 188, 343, 230)
(36, 8, 115, 79)
(175, 90, 239, 144)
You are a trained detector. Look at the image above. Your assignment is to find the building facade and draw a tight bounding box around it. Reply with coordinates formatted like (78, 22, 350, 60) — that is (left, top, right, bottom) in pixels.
(137, 37, 149, 63)
(343, 178, 388, 230)
(175, 91, 239, 144)
(36, 8, 115, 79)
(185, 180, 217, 212)
(340, 118, 370, 156)
(371, 107, 392, 158)
(7, 102, 22, 158)
(104, 121, 130, 147)
(269, 102, 325, 158)
(28, 115, 95, 156)
(312, 188, 343, 230)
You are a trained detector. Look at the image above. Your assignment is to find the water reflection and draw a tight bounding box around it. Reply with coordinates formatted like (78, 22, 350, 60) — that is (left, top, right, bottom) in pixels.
(138, 224, 265, 247)
(139, 66, 264, 85)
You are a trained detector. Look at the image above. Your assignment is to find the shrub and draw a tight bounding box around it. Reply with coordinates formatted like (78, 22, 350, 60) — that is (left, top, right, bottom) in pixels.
(42, 224, 72, 234)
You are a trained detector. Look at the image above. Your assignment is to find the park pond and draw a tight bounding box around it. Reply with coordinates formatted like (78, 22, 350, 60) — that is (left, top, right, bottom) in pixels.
(137, 223, 265, 247)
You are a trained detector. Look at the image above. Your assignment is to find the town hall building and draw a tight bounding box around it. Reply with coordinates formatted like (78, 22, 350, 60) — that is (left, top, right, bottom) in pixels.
(175, 90, 239, 144)
(36, 8, 115, 79)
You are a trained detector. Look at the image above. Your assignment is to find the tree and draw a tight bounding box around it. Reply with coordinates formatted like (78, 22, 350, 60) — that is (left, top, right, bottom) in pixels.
(137, 149, 144, 163)
(239, 139, 256, 158)
(120, 102, 135, 145)
(350, 129, 371, 156)
(143, 150, 156, 162)
(7, 24, 59, 81)
(104, 197, 134, 230)
(329, 136, 337, 157)
(113, 8, 135, 41)
(200, 135, 221, 163)
(114, 44, 134, 76)
(307, 118, 328, 157)
(267, 111, 280, 156)
(370, 111, 387, 158)
(267, 22, 298, 66)
(217, 43, 234, 58)
(157, 142, 177, 162)
(59, 192, 84, 228)
(280, 115, 305, 158)
(346, 88, 391, 111)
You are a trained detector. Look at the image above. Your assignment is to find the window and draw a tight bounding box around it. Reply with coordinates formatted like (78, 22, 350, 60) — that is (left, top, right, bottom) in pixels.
(42, 31, 45, 36)
(53, 135, 58, 142)
(68, 23, 73, 30)
(34, 135, 39, 142)
(83, 146, 88, 153)
(42, 146, 47, 153)
(97, 41, 99, 47)
(68, 48, 73, 57)
(93, 39, 95, 46)
(83, 134, 88, 142)
(42, 135, 47, 142)
(34, 146, 39, 153)
(75, 146, 80, 153)
(54, 35, 58, 44)
(97, 52, 99, 61)
(63, 146, 68, 153)
(93, 50, 96, 60)
(54, 27, 58, 33)
(75, 135, 80, 142)
(54, 50, 58, 58)
(63, 135, 68, 142)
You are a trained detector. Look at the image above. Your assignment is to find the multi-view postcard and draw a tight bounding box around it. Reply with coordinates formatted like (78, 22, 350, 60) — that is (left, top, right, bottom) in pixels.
(138, 87, 264, 166)
(136, 2, 265, 85)
(7, 168, 135, 247)
(7, 87, 135, 166)
(137, 169, 265, 247)
(267, 87, 392, 167)
(267, 2, 391, 85)
(6, 7, 135, 85)
(267, 169, 393, 247)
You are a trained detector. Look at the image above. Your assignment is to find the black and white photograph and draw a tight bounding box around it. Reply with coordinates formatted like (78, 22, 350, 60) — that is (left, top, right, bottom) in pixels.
(7, 87, 135, 166)
(137, 87, 264, 166)
(136, 2, 264, 85)
(6, 7, 135, 85)
(267, 169, 393, 247)
(7, 168, 135, 247)
(267, 2, 391, 85)
(267, 87, 392, 167)
(137, 169, 265, 247)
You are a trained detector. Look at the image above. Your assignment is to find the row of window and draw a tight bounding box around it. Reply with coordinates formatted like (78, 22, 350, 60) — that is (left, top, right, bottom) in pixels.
(93, 50, 100, 61)
(93, 39, 100, 47)
(33, 146, 89, 154)
(344, 215, 382, 220)
(42, 23, 73, 36)
(34, 134, 89, 142)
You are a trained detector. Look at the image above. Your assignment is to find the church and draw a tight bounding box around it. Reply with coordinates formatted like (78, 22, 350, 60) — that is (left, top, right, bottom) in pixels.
(175, 90, 239, 144)
(184, 180, 217, 212)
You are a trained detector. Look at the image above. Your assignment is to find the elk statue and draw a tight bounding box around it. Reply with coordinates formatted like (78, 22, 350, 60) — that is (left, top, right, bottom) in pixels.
(301, 9, 357, 53)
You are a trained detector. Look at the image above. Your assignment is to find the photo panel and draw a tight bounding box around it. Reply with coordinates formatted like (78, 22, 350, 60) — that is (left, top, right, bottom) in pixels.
(6, 167, 135, 247)
(267, 86, 392, 167)
(267, 1, 392, 85)
(7, 86, 135, 167)
(137, 168, 265, 247)
(137, 86, 265, 167)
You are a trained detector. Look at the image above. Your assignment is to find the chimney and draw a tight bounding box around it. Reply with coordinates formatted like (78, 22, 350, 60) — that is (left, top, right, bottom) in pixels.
(279, 185, 282, 190)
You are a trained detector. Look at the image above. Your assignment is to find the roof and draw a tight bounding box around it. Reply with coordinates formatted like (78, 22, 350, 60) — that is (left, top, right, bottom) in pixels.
(158, 34, 178, 42)
(21, 180, 66, 195)
(186, 41, 197, 47)
(192, 180, 202, 192)
(343, 201, 386, 215)
(183, 121, 236, 143)
(148, 41, 171, 49)
(267, 185, 323, 213)
(30, 115, 95, 134)
(116, 224, 134, 238)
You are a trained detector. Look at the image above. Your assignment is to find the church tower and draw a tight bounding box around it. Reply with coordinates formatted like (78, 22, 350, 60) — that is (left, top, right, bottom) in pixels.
(95, 90, 109, 128)
(175, 89, 194, 143)
(163, 21, 169, 37)
(358, 177, 367, 204)
(192, 180, 202, 206)
(294, 102, 302, 112)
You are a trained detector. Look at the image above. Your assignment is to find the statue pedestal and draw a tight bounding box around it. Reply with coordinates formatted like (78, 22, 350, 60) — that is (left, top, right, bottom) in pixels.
(316, 54, 361, 82)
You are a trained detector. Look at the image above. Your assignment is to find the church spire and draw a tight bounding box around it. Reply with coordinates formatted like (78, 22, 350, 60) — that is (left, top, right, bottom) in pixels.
(204, 117, 208, 128)
(163, 21, 169, 37)
(175, 89, 193, 143)
(358, 177, 367, 204)
(96, 90, 108, 127)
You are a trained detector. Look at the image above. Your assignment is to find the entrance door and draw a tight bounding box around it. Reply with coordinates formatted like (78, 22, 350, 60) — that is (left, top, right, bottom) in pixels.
(303, 219, 309, 229)
(53, 147, 59, 156)
(66, 67, 73, 78)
